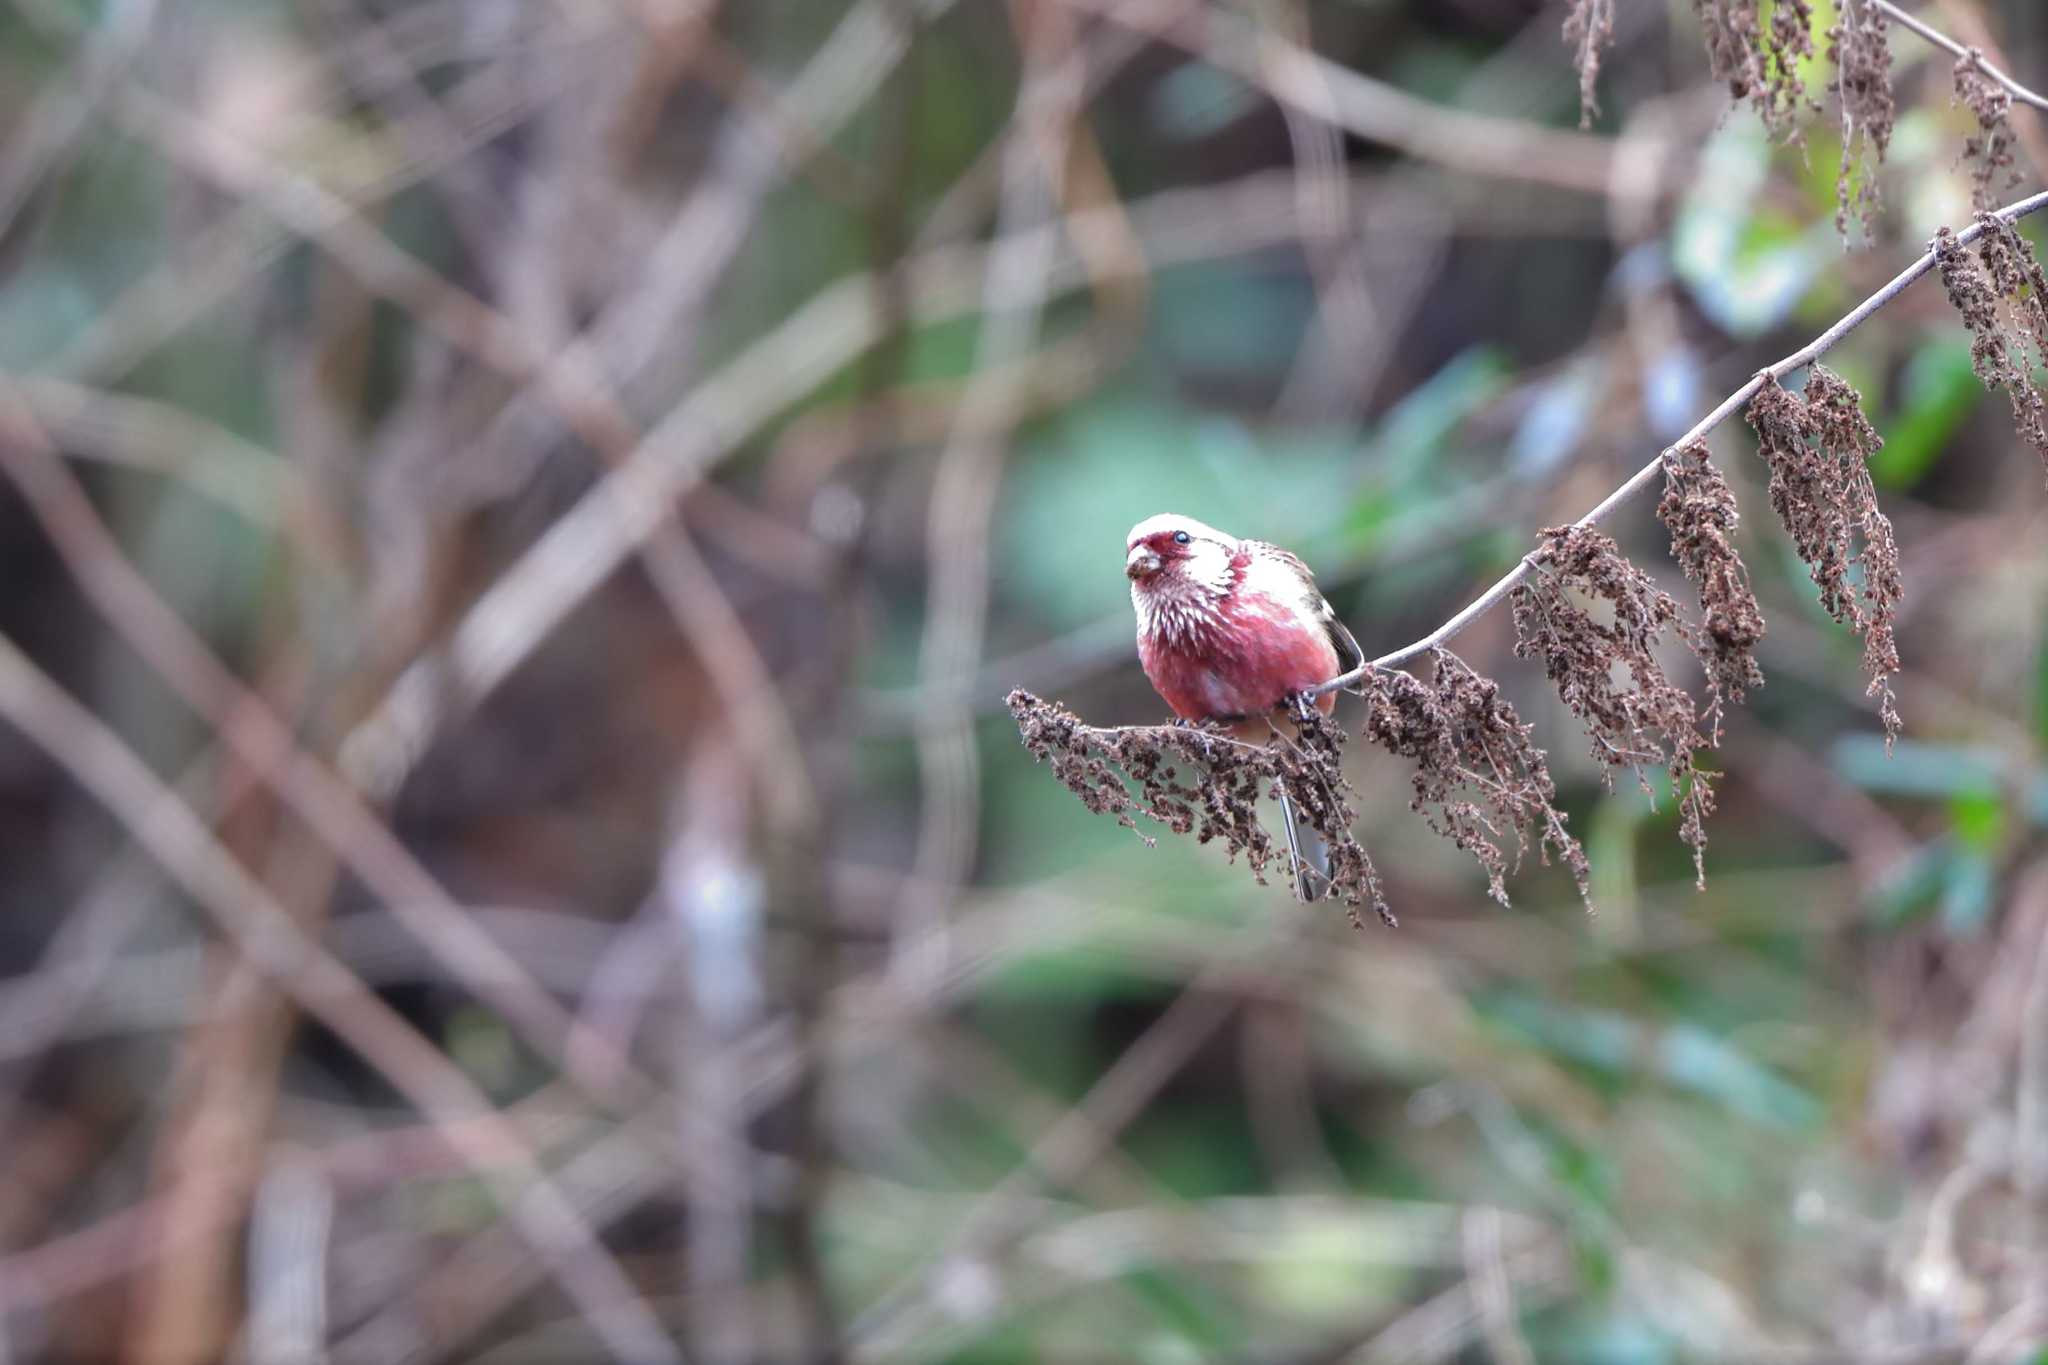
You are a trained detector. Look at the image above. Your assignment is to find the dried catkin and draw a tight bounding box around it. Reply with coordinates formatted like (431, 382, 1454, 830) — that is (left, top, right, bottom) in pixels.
(1657, 440, 1766, 743)
(1746, 371, 1903, 744)
(1829, 0, 1894, 236)
(1361, 651, 1590, 908)
(1511, 526, 1716, 884)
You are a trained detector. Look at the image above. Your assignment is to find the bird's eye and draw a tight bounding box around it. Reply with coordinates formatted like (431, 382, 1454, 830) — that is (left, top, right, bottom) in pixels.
(1172, 530, 1191, 545)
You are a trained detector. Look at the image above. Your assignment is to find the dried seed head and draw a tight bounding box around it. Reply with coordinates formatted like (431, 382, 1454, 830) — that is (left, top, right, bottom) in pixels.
(1657, 440, 1766, 743)
(1361, 651, 1590, 908)
(1974, 213, 2048, 377)
(1281, 708, 1393, 927)
(1954, 52, 2018, 211)
(1744, 370, 1903, 744)
(1935, 222, 2048, 472)
(1564, 0, 1617, 128)
(1007, 691, 1393, 929)
(1510, 526, 1716, 885)
(1696, 0, 1818, 142)
(1829, 0, 1894, 237)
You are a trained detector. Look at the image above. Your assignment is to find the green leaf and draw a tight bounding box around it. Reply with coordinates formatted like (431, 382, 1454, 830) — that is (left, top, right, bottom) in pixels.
(1870, 336, 1980, 489)
(1480, 994, 1819, 1129)
(1949, 790, 2007, 850)
(1370, 346, 1510, 488)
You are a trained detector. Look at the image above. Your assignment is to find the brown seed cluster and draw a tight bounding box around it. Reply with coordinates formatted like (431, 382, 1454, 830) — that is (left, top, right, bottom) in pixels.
(1935, 222, 2048, 470)
(1564, 0, 1617, 128)
(1511, 525, 1716, 885)
(1006, 690, 1393, 929)
(1284, 707, 1393, 927)
(1657, 440, 1766, 744)
(1953, 53, 2018, 211)
(1745, 370, 1903, 744)
(1360, 651, 1590, 908)
(1828, 0, 1894, 236)
(1695, 0, 1817, 142)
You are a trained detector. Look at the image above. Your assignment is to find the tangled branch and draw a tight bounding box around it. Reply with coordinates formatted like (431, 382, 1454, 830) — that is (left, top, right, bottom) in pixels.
(1012, 4, 2048, 922)
(1008, 691, 1391, 927)
(1014, 183, 2048, 921)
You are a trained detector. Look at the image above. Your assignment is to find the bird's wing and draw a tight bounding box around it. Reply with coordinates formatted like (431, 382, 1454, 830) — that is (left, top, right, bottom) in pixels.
(1322, 601, 1366, 679)
(1254, 543, 1365, 687)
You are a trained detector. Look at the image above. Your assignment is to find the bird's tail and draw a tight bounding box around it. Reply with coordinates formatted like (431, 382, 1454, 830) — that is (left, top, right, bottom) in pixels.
(1276, 787, 1329, 902)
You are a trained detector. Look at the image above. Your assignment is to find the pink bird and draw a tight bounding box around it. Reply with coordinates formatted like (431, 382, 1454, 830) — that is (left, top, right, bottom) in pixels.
(1125, 514, 1363, 898)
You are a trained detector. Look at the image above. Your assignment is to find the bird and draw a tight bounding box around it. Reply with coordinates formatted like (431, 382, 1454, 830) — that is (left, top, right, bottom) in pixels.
(1125, 513, 1363, 900)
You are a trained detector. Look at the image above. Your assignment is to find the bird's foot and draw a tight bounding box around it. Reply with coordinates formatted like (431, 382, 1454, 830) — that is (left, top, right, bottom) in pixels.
(1168, 714, 1221, 760)
(1280, 691, 1318, 727)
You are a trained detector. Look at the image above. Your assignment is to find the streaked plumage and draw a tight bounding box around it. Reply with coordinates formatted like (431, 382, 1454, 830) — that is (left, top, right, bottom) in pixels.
(1125, 514, 1361, 899)
(1124, 513, 1361, 739)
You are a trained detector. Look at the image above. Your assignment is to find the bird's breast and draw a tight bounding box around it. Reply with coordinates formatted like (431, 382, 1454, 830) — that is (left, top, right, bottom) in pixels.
(1137, 589, 1340, 726)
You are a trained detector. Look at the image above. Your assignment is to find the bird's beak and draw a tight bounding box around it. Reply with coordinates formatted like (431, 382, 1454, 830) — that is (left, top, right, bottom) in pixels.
(1126, 546, 1162, 580)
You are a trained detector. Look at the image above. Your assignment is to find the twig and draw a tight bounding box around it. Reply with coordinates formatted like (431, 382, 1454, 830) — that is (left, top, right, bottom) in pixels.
(1342, 1236, 1574, 1365)
(1871, 1, 2048, 113)
(0, 632, 681, 1365)
(896, 1, 1082, 988)
(2020, 859, 2048, 1228)
(1463, 1206, 1538, 1365)
(12, 377, 298, 533)
(1304, 185, 2048, 695)
(106, 71, 826, 837)
(333, 165, 1483, 796)
(1055, 0, 1619, 195)
(41, 24, 580, 387)
(245, 1155, 334, 1365)
(0, 391, 660, 1111)
(1262, 0, 1381, 423)
(850, 982, 1242, 1357)
(0, 0, 157, 235)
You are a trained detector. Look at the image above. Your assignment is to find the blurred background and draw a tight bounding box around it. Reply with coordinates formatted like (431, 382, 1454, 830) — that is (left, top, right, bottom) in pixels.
(2, 0, 2047, 1360)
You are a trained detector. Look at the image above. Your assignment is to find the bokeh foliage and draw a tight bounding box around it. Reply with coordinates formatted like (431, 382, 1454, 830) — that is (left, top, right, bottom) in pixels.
(0, 0, 2046, 1362)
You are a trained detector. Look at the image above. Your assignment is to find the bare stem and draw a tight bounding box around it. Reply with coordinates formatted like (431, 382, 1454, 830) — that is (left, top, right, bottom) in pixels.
(1302, 185, 2048, 698)
(1871, 0, 2048, 113)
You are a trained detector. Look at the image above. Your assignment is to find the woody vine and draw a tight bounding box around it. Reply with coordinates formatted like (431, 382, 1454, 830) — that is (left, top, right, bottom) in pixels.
(1011, 2, 2048, 929)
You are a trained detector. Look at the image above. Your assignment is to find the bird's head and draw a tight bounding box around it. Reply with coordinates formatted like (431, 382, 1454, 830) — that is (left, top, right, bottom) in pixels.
(1125, 514, 1237, 602)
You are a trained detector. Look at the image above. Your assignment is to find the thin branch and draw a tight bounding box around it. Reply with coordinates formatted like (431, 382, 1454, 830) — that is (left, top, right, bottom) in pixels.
(897, 1, 1082, 987)
(13, 376, 298, 533)
(851, 984, 1242, 1357)
(109, 75, 824, 833)
(1055, 0, 1620, 195)
(0, 388, 660, 1112)
(1872, 0, 2048, 113)
(1304, 185, 2048, 696)
(40, 18, 578, 387)
(0, 632, 681, 1365)
(0, 0, 158, 235)
(334, 166, 1500, 796)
